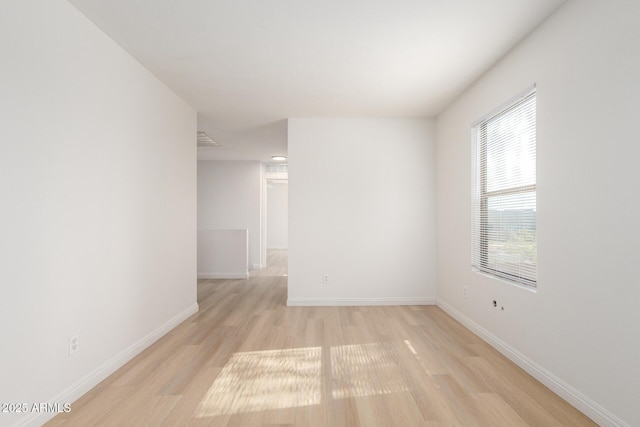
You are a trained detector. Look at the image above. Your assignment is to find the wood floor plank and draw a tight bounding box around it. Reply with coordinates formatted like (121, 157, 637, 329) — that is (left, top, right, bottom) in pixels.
(159, 367, 222, 427)
(46, 249, 596, 426)
(474, 393, 530, 427)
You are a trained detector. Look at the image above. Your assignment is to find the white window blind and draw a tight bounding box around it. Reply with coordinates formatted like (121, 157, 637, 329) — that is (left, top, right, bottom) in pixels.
(471, 87, 537, 287)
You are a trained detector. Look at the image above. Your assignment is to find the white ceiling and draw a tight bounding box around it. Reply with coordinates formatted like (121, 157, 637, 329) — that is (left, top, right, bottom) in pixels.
(68, 0, 565, 162)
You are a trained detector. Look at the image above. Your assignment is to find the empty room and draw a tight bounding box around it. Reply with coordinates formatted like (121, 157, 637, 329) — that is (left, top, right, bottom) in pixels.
(1, 0, 638, 426)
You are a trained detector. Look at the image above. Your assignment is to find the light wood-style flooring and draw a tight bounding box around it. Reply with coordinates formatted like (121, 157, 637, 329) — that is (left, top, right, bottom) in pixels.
(48, 250, 595, 426)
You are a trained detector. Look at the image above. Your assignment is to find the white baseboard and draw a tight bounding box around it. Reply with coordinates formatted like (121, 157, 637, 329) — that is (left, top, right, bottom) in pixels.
(13, 303, 199, 427)
(287, 297, 436, 306)
(436, 298, 628, 427)
(198, 272, 249, 279)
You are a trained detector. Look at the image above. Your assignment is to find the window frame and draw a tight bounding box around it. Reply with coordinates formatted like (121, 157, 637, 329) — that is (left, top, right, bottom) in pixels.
(472, 85, 537, 288)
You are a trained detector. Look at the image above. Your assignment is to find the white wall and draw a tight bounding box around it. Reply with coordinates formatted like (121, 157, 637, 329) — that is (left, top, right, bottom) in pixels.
(197, 161, 262, 269)
(198, 230, 249, 278)
(288, 119, 436, 305)
(0, 1, 197, 426)
(267, 181, 288, 249)
(436, 1, 640, 425)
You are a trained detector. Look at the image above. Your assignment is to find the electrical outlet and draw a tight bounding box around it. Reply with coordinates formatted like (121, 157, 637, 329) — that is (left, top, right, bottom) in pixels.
(322, 273, 329, 284)
(69, 335, 79, 356)
(463, 286, 468, 299)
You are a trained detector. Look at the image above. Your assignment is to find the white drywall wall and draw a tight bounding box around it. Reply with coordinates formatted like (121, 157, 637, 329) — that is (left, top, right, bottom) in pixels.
(0, 1, 197, 426)
(197, 229, 249, 278)
(197, 161, 262, 269)
(267, 182, 288, 249)
(288, 118, 436, 305)
(436, 1, 640, 425)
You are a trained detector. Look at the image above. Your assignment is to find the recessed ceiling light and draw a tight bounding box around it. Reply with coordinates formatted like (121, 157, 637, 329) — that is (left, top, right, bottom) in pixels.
(272, 156, 287, 161)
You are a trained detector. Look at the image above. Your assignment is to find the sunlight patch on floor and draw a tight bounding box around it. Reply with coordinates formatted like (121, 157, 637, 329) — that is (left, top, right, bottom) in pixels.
(196, 341, 416, 417)
(330, 342, 410, 399)
(195, 347, 322, 417)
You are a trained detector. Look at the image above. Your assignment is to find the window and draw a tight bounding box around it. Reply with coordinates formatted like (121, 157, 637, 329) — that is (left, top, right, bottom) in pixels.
(471, 86, 537, 288)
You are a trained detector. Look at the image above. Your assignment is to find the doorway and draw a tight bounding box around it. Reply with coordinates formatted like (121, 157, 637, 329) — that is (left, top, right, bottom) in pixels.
(266, 180, 288, 250)
(262, 176, 288, 275)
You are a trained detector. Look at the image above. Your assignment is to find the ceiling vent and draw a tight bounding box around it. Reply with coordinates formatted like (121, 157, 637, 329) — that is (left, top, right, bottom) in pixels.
(197, 131, 220, 147)
(265, 163, 288, 174)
